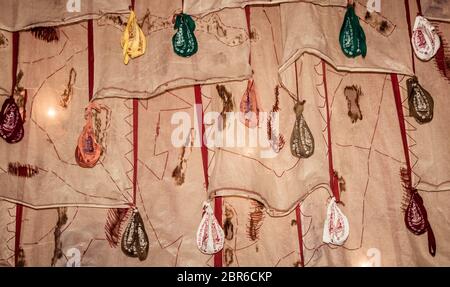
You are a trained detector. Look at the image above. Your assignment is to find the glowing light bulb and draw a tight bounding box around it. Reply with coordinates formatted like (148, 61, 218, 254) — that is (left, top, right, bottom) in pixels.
(47, 107, 56, 118)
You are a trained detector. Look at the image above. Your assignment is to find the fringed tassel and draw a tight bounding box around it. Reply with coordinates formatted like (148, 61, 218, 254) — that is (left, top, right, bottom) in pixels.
(8, 162, 39, 178)
(29, 27, 60, 43)
(105, 208, 130, 248)
(247, 200, 264, 241)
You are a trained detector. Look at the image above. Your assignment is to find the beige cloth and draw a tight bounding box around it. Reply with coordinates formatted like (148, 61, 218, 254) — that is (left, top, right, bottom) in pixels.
(93, 1, 251, 100)
(421, 0, 450, 22)
(403, 6, 450, 198)
(279, 0, 414, 77)
(206, 6, 330, 216)
(184, 0, 346, 16)
(0, 24, 133, 208)
(0, 200, 15, 267)
(0, 0, 129, 31)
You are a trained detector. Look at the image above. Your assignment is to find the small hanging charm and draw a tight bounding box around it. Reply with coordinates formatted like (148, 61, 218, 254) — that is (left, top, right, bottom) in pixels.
(172, 13, 198, 57)
(339, 4, 367, 58)
(121, 10, 147, 65)
(412, 16, 440, 61)
(196, 201, 225, 255)
(267, 86, 285, 153)
(290, 100, 314, 158)
(75, 103, 102, 168)
(59, 68, 76, 109)
(406, 76, 434, 124)
(239, 80, 260, 128)
(121, 208, 149, 261)
(401, 168, 436, 256)
(0, 96, 24, 144)
(216, 85, 234, 131)
(322, 197, 349, 246)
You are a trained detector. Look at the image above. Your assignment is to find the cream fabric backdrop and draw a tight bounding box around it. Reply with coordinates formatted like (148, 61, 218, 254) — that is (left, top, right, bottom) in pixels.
(0, 0, 449, 266)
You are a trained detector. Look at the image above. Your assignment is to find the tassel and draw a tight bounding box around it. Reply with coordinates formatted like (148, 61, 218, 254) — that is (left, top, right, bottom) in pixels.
(105, 208, 130, 248)
(246, 200, 264, 241)
(216, 85, 234, 130)
(59, 68, 76, 109)
(29, 27, 59, 43)
(8, 162, 39, 178)
(267, 86, 285, 153)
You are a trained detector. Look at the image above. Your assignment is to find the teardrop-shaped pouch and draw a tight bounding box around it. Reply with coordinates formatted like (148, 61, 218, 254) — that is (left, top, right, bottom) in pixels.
(339, 5, 367, 58)
(405, 190, 427, 235)
(0, 96, 24, 144)
(239, 80, 260, 128)
(121, 10, 147, 65)
(290, 101, 314, 158)
(412, 16, 440, 61)
(172, 13, 198, 57)
(323, 197, 349, 246)
(405, 190, 437, 256)
(75, 104, 102, 168)
(196, 201, 225, 255)
(121, 209, 149, 261)
(406, 76, 434, 124)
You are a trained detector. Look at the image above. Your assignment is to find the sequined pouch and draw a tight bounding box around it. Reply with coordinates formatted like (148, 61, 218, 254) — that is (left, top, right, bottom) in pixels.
(75, 103, 102, 168)
(322, 197, 349, 246)
(121, 209, 149, 261)
(0, 96, 24, 144)
(172, 13, 198, 57)
(412, 16, 440, 61)
(196, 201, 225, 255)
(339, 5, 367, 58)
(290, 101, 314, 158)
(406, 76, 434, 124)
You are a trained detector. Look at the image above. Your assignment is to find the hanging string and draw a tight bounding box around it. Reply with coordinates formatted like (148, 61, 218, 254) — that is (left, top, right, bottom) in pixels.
(194, 85, 223, 267)
(416, 0, 422, 16)
(404, 0, 423, 75)
(131, 0, 138, 207)
(10, 31, 24, 267)
(322, 61, 341, 202)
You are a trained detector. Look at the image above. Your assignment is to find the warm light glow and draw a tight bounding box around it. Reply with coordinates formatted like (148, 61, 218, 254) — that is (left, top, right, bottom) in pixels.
(47, 107, 57, 118)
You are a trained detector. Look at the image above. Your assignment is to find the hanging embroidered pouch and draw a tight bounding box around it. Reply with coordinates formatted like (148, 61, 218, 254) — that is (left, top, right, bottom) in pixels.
(339, 5, 367, 58)
(172, 13, 198, 57)
(121, 209, 149, 261)
(0, 96, 24, 144)
(406, 76, 434, 124)
(196, 201, 225, 255)
(75, 104, 102, 168)
(290, 100, 314, 158)
(412, 16, 440, 61)
(322, 197, 349, 246)
(121, 10, 147, 65)
(405, 190, 436, 256)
